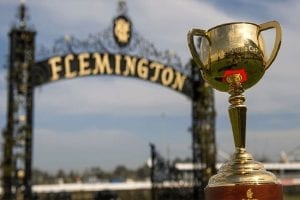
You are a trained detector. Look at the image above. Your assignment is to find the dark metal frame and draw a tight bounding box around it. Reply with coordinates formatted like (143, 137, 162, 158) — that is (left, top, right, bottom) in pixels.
(191, 60, 217, 199)
(2, 2, 216, 200)
(2, 3, 35, 200)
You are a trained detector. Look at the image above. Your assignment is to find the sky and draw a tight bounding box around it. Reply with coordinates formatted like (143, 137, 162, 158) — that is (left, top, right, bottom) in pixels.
(0, 0, 299, 172)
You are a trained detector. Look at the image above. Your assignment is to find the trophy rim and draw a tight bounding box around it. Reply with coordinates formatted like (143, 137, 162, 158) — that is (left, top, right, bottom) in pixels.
(207, 22, 259, 32)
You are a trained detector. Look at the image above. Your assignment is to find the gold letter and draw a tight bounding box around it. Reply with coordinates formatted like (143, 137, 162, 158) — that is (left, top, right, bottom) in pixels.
(149, 62, 164, 82)
(78, 53, 91, 76)
(123, 55, 137, 76)
(93, 53, 112, 75)
(64, 54, 77, 79)
(172, 72, 187, 91)
(48, 56, 62, 81)
(137, 58, 149, 79)
(115, 54, 122, 75)
(161, 67, 174, 86)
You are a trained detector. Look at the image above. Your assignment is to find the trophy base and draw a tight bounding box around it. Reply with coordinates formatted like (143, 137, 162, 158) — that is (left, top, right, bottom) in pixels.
(205, 183, 283, 200)
(205, 148, 283, 199)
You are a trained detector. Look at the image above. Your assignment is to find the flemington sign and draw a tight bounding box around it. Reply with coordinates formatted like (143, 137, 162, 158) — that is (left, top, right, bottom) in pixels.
(34, 53, 189, 95)
(32, 1, 192, 97)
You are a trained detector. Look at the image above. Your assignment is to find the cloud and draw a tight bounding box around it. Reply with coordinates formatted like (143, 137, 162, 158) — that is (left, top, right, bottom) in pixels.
(267, 0, 300, 31)
(34, 77, 191, 117)
(33, 125, 191, 171)
(127, 0, 235, 61)
(33, 127, 146, 171)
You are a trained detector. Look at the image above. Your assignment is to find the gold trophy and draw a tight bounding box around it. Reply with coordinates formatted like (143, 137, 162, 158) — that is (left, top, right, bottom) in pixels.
(188, 21, 282, 199)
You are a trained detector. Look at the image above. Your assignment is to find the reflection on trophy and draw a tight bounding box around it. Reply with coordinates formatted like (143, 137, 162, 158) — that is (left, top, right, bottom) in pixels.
(188, 21, 282, 199)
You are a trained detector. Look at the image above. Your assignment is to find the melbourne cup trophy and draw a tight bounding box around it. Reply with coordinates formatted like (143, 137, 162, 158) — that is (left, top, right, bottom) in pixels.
(187, 21, 282, 199)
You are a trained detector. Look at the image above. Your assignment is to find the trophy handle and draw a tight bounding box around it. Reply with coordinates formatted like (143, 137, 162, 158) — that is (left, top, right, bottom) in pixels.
(187, 29, 211, 69)
(259, 21, 282, 70)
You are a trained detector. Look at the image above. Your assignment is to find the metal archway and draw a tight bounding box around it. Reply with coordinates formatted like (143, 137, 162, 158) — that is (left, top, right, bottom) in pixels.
(2, 2, 216, 200)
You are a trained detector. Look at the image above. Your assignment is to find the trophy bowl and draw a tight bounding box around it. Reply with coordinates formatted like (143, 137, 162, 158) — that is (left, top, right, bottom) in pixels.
(188, 21, 283, 200)
(188, 21, 281, 92)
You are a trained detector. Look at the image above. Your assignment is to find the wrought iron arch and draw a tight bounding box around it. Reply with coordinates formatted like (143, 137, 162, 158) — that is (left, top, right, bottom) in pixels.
(2, 1, 216, 200)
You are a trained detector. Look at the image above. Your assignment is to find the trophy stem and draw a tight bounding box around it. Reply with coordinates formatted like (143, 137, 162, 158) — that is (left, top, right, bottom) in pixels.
(226, 74, 246, 149)
(206, 73, 280, 189)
